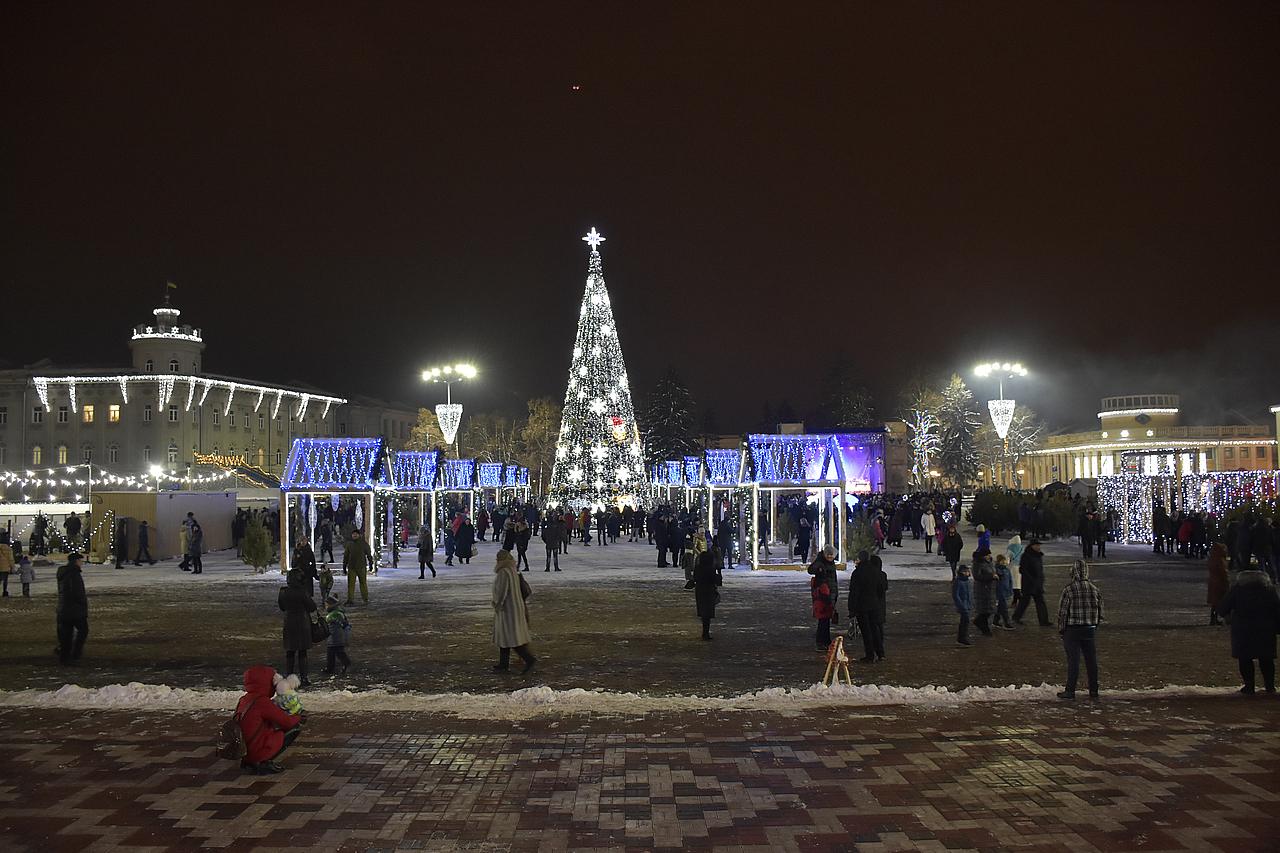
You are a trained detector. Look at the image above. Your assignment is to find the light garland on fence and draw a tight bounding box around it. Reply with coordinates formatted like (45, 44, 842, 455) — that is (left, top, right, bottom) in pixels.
(547, 231, 648, 511)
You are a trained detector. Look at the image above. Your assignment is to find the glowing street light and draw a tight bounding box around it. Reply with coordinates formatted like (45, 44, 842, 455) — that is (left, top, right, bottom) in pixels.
(974, 362, 1027, 440)
(150, 464, 164, 493)
(422, 364, 477, 454)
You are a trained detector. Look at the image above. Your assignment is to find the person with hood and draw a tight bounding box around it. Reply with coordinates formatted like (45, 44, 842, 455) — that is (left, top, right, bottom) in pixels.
(952, 562, 974, 646)
(976, 524, 991, 552)
(1012, 539, 1052, 627)
(941, 524, 964, 578)
(1005, 535, 1024, 606)
(417, 526, 436, 579)
(848, 550, 888, 662)
(971, 547, 998, 637)
(278, 568, 317, 685)
(455, 516, 476, 565)
(1215, 562, 1280, 694)
(1056, 559, 1105, 699)
(808, 544, 839, 652)
(291, 538, 317, 594)
(692, 549, 722, 640)
(236, 665, 304, 775)
(55, 552, 89, 665)
(1206, 542, 1230, 626)
(343, 528, 374, 604)
(994, 553, 1015, 629)
(491, 549, 537, 674)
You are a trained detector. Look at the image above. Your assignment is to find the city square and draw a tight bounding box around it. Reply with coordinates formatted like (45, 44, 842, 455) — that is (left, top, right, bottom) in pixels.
(3, 4, 1279, 852)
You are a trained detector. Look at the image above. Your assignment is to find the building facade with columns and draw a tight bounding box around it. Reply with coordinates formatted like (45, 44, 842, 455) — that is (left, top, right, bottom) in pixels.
(0, 296, 419, 494)
(1025, 394, 1276, 488)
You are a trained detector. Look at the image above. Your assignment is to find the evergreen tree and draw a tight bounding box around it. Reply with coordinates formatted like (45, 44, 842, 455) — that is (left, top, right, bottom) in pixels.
(815, 354, 875, 430)
(756, 401, 776, 433)
(936, 374, 981, 487)
(405, 408, 447, 452)
(698, 407, 720, 449)
(547, 229, 647, 509)
(241, 518, 274, 572)
(775, 399, 797, 425)
(641, 365, 699, 466)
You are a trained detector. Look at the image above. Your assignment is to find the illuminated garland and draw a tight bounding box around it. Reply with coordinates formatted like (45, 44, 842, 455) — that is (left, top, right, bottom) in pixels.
(1098, 471, 1280, 543)
(705, 449, 741, 485)
(281, 438, 393, 491)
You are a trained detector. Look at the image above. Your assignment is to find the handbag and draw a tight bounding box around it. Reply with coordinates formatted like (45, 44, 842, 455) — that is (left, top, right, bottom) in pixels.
(215, 697, 262, 761)
(310, 613, 330, 644)
(518, 574, 532, 600)
(471, 546, 479, 557)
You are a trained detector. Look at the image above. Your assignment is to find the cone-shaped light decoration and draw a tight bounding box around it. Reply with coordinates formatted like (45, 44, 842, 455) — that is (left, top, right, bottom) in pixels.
(988, 399, 1016, 440)
(436, 403, 463, 446)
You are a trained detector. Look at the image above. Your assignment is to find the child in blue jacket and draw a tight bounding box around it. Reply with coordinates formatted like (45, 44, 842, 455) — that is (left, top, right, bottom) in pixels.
(953, 564, 974, 646)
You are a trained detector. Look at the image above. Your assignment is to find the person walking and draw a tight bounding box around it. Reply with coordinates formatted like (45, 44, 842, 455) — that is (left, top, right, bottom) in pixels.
(317, 516, 335, 563)
(455, 517, 476, 565)
(848, 550, 888, 662)
(342, 528, 373, 604)
(808, 544, 839, 652)
(971, 547, 998, 637)
(920, 508, 936, 554)
(941, 524, 964, 578)
(417, 526, 436, 578)
(1056, 559, 1104, 699)
(186, 522, 205, 574)
(0, 530, 13, 597)
(134, 520, 155, 565)
(952, 562, 974, 646)
(1207, 542, 1230, 626)
(541, 517, 563, 572)
(1215, 562, 1280, 694)
(654, 514, 670, 567)
(491, 549, 536, 674)
(55, 552, 90, 664)
(515, 517, 532, 571)
(1012, 539, 1052, 626)
(278, 568, 317, 686)
(320, 596, 352, 675)
(692, 550, 722, 640)
(994, 553, 1015, 629)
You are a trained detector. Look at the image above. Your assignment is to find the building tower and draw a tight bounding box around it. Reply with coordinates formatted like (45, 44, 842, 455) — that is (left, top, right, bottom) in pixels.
(547, 229, 648, 510)
(129, 288, 205, 375)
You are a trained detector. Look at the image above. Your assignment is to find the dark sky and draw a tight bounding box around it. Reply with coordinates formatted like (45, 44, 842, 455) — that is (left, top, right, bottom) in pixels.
(3, 2, 1278, 434)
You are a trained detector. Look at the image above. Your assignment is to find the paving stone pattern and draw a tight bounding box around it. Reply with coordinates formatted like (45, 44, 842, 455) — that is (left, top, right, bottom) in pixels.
(2, 699, 1277, 853)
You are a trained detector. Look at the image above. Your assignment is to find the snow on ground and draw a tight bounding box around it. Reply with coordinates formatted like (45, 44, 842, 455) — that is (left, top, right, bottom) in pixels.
(0, 680, 1233, 719)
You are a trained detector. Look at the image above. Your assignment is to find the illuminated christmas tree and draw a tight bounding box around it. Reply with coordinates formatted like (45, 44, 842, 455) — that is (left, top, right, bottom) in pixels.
(547, 229, 648, 510)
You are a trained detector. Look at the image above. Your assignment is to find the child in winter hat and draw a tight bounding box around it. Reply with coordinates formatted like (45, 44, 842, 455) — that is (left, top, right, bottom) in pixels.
(322, 595, 352, 676)
(273, 673, 304, 716)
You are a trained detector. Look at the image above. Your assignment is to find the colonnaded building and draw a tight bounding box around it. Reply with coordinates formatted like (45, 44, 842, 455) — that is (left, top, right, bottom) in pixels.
(0, 294, 419, 493)
(1025, 394, 1276, 487)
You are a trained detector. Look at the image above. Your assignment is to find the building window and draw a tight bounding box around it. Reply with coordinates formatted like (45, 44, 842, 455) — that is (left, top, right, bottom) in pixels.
(143, 404, 153, 422)
(212, 411, 220, 426)
(143, 445, 152, 463)
(0, 444, 5, 466)
(290, 417, 296, 435)
(1257, 447, 1269, 460)
(169, 405, 179, 422)
(169, 359, 179, 372)
(229, 411, 235, 427)
(275, 448, 282, 465)
(58, 406, 69, 423)
(144, 359, 154, 372)
(277, 418, 283, 433)
(109, 404, 120, 422)
(83, 405, 95, 423)
(340, 422, 347, 436)
(32, 407, 43, 424)
(258, 447, 265, 466)
(1205, 449, 1214, 461)
(32, 445, 42, 464)
(168, 443, 178, 463)
(0, 406, 6, 424)
(57, 445, 68, 464)
(258, 413, 265, 429)
(192, 407, 199, 424)
(108, 444, 118, 463)
(301, 418, 307, 435)
(1225, 448, 1235, 459)
(82, 445, 92, 463)
(1240, 447, 1250, 459)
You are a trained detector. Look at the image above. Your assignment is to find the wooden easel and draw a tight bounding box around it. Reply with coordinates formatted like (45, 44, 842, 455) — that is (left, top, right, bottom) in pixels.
(822, 635, 852, 685)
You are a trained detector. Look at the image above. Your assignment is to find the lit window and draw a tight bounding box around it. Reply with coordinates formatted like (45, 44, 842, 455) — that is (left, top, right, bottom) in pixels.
(109, 404, 120, 422)
(257, 447, 265, 466)
(58, 406, 69, 423)
(57, 445, 68, 464)
(1225, 448, 1235, 459)
(83, 405, 94, 423)
(32, 445, 42, 464)
(1240, 448, 1250, 459)
(169, 406, 179, 422)
(32, 408, 43, 424)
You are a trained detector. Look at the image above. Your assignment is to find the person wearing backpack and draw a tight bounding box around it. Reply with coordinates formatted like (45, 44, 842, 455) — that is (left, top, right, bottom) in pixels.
(235, 665, 305, 775)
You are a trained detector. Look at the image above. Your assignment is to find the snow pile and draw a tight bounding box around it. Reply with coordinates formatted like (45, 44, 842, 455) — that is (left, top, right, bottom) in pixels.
(0, 681, 1234, 719)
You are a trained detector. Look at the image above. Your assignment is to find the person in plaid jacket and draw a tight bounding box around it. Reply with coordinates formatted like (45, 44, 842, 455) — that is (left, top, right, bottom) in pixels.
(1056, 559, 1104, 700)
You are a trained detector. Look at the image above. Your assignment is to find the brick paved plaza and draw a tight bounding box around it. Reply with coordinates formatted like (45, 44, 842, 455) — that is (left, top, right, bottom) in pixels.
(1, 535, 1277, 851)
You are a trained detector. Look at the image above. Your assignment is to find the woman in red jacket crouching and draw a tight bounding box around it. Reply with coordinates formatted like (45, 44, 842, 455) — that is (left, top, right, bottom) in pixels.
(237, 665, 305, 775)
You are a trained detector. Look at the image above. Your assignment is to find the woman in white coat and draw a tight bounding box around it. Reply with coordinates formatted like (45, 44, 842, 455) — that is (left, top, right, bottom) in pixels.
(491, 549, 537, 674)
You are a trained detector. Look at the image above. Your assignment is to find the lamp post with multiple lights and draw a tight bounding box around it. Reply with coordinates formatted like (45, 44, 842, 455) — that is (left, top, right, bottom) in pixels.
(974, 362, 1027, 488)
(422, 364, 477, 458)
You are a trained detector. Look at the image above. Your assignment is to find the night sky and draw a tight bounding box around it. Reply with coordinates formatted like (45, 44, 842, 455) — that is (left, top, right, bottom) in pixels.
(3, 3, 1277, 434)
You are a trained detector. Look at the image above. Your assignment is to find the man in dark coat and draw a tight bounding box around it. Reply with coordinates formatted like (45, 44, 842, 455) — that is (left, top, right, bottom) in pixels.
(667, 518, 685, 570)
(1215, 565, 1280, 694)
(1011, 539, 1052, 626)
(278, 569, 317, 685)
(134, 520, 155, 565)
(654, 515, 670, 567)
(692, 550, 722, 640)
(56, 552, 89, 665)
(847, 550, 888, 662)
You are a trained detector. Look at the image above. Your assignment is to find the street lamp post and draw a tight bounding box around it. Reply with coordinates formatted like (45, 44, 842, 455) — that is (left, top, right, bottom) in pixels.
(974, 362, 1027, 488)
(423, 364, 477, 458)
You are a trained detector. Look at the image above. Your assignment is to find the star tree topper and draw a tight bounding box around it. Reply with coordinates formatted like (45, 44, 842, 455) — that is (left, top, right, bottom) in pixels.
(582, 227, 605, 251)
